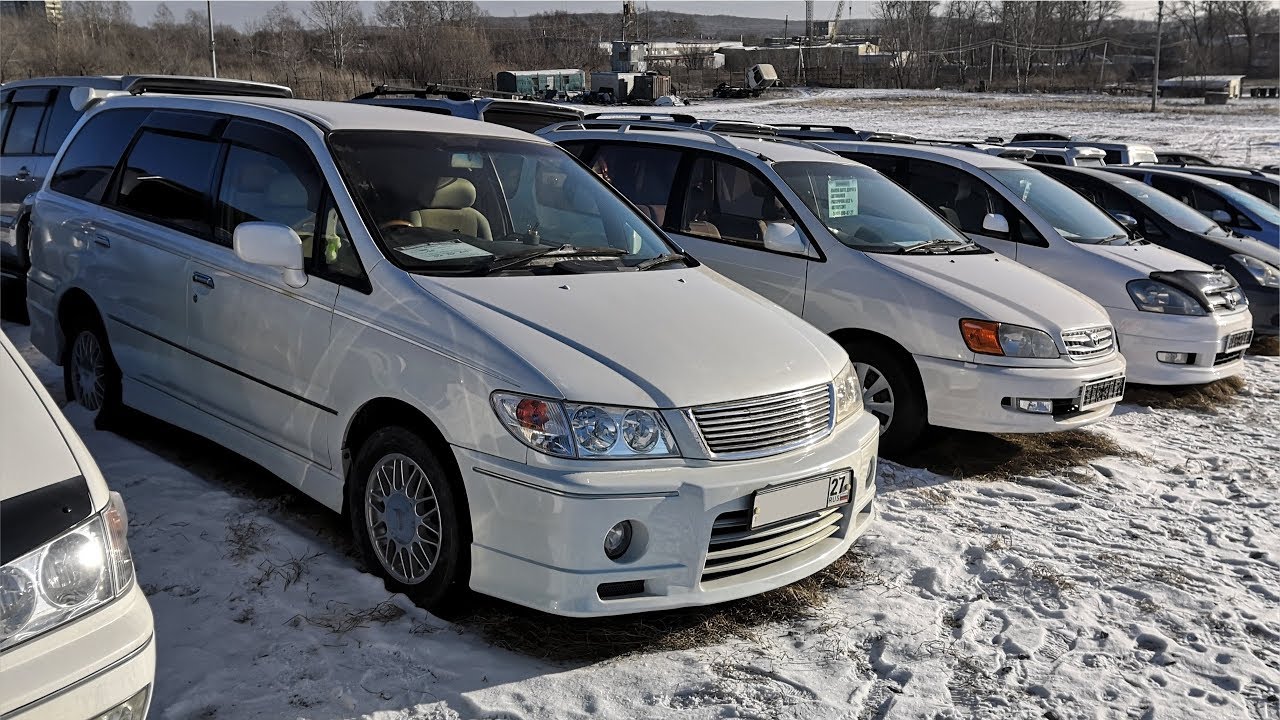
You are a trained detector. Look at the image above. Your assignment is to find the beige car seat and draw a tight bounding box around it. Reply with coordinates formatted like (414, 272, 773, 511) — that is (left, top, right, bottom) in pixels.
(412, 177, 493, 241)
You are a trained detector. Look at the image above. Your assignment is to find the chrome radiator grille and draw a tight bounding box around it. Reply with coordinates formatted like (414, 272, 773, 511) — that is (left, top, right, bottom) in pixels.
(691, 384, 833, 459)
(702, 506, 844, 583)
(1061, 326, 1115, 360)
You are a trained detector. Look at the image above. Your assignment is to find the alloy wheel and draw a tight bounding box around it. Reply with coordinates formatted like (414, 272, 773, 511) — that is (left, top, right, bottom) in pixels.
(70, 331, 106, 412)
(854, 362, 895, 433)
(364, 453, 443, 584)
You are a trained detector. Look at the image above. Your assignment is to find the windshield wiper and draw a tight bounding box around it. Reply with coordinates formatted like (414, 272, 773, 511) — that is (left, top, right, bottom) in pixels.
(476, 244, 628, 275)
(1096, 233, 1129, 245)
(636, 253, 691, 271)
(901, 239, 970, 254)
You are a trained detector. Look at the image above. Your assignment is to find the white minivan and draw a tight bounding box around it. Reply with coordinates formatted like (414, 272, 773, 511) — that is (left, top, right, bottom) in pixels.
(26, 87, 880, 617)
(829, 142, 1254, 385)
(1, 332, 154, 720)
(540, 120, 1127, 453)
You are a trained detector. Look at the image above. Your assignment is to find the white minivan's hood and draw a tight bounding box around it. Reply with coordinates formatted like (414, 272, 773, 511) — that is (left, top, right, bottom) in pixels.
(871, 252, 1110, 332)
(419, 268, 847, 408)
(1079, 242, 1214, 275)
(0, 345, 81, 501)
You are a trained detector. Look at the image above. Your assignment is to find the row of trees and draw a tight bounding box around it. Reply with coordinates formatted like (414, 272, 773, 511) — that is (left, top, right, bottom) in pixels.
(1, 1, 1276, 95)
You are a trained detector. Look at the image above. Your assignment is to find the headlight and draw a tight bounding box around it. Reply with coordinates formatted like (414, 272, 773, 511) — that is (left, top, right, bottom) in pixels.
(833, 362, 863, 424)
(1233, 254, 1280, 289)
(492, 393, 678, 458)
(1, 493, 135, 650)
(959, 319, 1061, 358)
(1126, 279, 1207, 315)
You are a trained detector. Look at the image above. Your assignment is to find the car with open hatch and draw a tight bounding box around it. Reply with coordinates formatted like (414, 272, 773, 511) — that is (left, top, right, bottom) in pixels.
(540, 118, 1128, 454)
(24, 83, 880, 617)
(823, 141, 1254, 386)
(1, 331, 154, 720)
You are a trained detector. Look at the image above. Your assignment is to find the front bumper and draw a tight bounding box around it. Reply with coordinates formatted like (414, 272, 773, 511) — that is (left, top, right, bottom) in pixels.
(1243, 287, 1278, 336)
(1109, 305, 1253, 384)
(917, 353, 1127, 434)
(456, 410, 881, 617)
(1, 584, 155, 719)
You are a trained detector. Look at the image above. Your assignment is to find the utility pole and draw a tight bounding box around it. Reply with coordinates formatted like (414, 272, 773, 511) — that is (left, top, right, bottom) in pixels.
(1098, 41, 1108, 88)
(207, 0, 217, 78)
(988, 40, 994, 85)
(1150, 0, 1163, 112)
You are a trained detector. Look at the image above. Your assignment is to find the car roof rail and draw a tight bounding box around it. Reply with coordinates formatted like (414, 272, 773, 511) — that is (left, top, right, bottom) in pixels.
(1136, 161, 1268, 176)
(695, 119, 777, 137)
(537, 119, 739, 149)
(120, 75, 293, 99)
(583, 111, 698, 124)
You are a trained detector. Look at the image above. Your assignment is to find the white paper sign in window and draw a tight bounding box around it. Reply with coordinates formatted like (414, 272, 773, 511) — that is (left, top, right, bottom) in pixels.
(397, 240, 492, 262)
(828, 177, 858, 218)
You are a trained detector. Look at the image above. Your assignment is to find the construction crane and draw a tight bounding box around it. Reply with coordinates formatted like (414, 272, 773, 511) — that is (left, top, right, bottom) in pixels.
(829, 0, 844, 43)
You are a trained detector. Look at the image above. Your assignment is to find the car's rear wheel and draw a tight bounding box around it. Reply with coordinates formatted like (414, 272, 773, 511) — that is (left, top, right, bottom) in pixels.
(845, 343, 926, 455)
(348, 426, 467, 611)
(63, 317, 122, 427)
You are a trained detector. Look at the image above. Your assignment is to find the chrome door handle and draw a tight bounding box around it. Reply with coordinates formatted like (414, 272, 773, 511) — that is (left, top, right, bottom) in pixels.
(192, 272, 215, 289)
(93, 234, 111, 248)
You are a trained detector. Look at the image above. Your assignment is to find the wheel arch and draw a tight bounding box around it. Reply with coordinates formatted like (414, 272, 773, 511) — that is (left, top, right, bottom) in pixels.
(828, 327, 928, 411)
(55, 287, 104, 362)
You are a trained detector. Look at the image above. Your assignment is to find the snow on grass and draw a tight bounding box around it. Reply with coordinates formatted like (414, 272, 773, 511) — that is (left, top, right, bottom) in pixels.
(678, 88, 1280, 168)
(3, 322, 1278, 720)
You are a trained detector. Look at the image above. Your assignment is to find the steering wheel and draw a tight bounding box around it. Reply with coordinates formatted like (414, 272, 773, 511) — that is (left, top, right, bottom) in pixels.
(379, 219, 415, 232)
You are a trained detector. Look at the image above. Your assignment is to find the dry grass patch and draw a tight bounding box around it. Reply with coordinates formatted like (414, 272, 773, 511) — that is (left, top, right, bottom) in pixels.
(890, 428, 1134, 480)
(1124, 376, 1246, 414)
(1248, 335, 1278, 357)
(450, 550, 872, 662)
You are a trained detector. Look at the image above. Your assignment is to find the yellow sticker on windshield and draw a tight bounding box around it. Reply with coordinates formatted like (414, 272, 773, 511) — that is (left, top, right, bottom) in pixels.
(828, 177, 858, 218)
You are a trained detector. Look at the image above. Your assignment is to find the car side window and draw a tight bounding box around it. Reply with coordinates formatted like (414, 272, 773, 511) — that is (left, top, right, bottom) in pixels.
(1150, 175, 1195, 205)
(591, 143, 682, 228)
(114, 130, 221, 237)
(315, 198, 364, 282)
(0, 88, 51, 156)
(1031, 154, 1065, 165)
(39, 88, 81, 155)
(49, 109, 150, 203)
(679, 155, 798, 248)
(214, 143, 321, 248)
(844, 153, 904, 181)
(905, 159, 1045, 246)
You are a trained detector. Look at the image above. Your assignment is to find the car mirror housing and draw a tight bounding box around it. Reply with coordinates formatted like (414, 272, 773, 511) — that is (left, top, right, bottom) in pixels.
(762, 222, 807, 255)
(1207, 209, 1232, 225)
(981, 212, 1010, 236)
(1110, 211, 1138, 228)
(233, 222, 308, 288)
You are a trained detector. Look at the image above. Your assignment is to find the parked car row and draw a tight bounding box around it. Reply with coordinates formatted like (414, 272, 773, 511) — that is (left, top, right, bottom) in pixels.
(0, 75, 1273, 720)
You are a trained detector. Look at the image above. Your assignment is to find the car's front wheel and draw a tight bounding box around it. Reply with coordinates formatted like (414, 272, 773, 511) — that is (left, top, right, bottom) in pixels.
(348, 426, 468, 611)
(63, 316, 123, 427)
(845, 342, 926, 455)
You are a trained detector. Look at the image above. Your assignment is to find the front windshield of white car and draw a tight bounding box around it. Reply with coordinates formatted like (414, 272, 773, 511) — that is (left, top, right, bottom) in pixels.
(329, 131, 686, 275)
(1114, 179, 1224, 236)
(776, 161, 985, 254)
(988, 168, 1128, 244)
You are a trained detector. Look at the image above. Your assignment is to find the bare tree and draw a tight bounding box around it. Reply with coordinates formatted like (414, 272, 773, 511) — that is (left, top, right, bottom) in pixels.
(304, 0, 363, 70)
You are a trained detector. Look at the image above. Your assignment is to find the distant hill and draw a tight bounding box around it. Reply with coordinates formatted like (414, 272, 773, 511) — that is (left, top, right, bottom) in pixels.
(482, 10, 837, 42)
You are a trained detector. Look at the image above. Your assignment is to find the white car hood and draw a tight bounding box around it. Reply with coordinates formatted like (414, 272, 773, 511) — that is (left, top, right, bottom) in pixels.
(1078, 241, 1213, 275)
(418, 268, 846, 408)
(870, 252, 1110, 333)
(0, 346, 82, 501)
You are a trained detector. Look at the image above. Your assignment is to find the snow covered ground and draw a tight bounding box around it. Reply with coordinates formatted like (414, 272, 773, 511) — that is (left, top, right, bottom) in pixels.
(3, 311, 1278, 720)
(676, 88, 1280, 168)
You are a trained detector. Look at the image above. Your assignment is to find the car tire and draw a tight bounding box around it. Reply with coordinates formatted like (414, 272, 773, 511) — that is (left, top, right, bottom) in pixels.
(348, 426, 468, 612)
(844, 342, 926, 455)
(62, 314, 123, 428)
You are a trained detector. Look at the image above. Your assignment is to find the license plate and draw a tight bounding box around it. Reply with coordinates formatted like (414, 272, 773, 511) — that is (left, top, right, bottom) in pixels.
(751, 470, 851, 530)
(1224, 330, 1253, 352)
(1079, 375, 1126, 410)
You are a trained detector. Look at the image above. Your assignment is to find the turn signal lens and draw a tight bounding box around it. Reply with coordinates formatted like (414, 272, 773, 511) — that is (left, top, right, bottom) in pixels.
(960, 319, 1003, 355)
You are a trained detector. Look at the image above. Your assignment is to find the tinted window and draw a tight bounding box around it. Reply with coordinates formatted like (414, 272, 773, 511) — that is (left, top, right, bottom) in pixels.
(215, 143, 321, 247)
(2, 103, 46, 155)
(39, 88, 82, 154)
(115, 131, 220, 236)
(1031, 153, 1065, 165)
(988, 168, 1126, 243)
(1231, 178, 1279, 206)
(481, 108, 579, 133)
(316, 199, 363, 281)
(49, 109, 149, 203)
(1150, 174, 1196, 205)
(591, 143, 682, 228)
(1102, 150, 1122, 165)
(904, 160, 1003, 235)
(679, 157, 799, 248)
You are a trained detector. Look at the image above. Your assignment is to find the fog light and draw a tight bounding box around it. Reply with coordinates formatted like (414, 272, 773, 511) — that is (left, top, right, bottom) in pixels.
(1016, 399, 1054, 414)
(603, 521, 633, 561)
(1157, 351, 1193, 364)
(93, 685, 149, 720)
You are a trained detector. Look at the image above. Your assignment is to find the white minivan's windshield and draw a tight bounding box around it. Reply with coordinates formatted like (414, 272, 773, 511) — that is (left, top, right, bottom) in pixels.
(776, 162, 985, 254)
(988, 168, 1128, 244)
(330, 131, 685, 275)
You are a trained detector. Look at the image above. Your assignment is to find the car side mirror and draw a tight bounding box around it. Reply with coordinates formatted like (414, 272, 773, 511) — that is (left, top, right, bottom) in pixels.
(233, 222, 307, 288)
(1207, 209, 1232, 224)
(1110, 211, 1138, 228)
(762, 222, 807, 254)
(981, 212, 1010, 236)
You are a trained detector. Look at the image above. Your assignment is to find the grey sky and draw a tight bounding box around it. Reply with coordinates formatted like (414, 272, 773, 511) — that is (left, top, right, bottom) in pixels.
(134, 1, 1166, 30)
